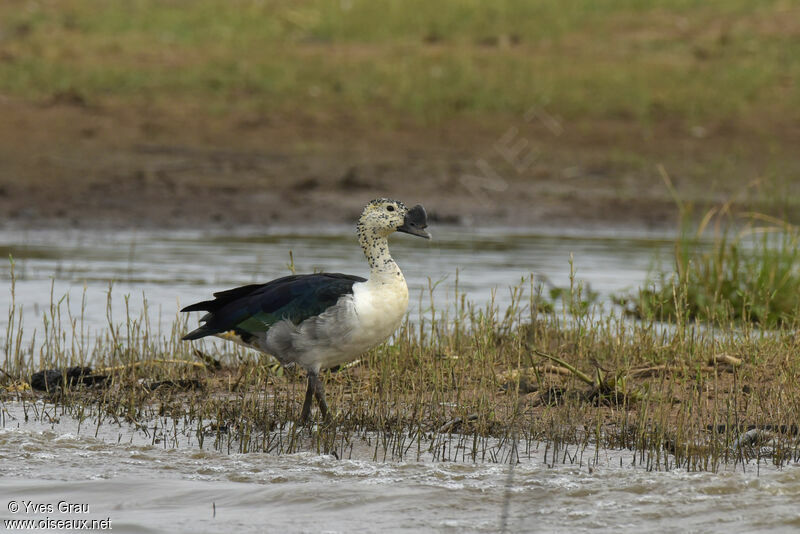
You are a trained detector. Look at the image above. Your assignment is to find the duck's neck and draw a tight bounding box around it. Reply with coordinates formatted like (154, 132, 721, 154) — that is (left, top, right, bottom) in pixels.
(357, 224, 405, 283)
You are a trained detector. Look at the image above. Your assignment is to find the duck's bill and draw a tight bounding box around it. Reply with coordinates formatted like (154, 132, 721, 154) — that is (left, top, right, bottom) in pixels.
(398, 204, 431, 239)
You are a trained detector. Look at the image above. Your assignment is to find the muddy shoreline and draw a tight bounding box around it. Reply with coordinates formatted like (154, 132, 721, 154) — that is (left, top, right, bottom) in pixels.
(1, 98, 796, 232)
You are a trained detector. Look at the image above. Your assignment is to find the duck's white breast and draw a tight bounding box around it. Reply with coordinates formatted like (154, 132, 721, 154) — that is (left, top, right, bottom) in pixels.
(349, 277, 409, 350)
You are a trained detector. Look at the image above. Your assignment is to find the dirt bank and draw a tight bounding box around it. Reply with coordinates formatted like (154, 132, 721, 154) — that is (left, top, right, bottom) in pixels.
(1, 97, 796, 231)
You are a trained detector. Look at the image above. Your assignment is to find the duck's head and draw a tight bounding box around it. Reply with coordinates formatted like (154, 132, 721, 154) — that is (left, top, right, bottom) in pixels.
(358, 198, 431, 240)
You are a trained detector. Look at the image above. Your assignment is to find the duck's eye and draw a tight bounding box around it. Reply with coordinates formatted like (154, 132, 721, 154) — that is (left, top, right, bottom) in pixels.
(386, 205, 395, 212)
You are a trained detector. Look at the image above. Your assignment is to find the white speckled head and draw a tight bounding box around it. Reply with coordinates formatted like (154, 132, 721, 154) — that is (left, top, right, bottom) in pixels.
(356, 198, 429, 275)
(357, 198, 430, 240)
(357, 198, 409, 238)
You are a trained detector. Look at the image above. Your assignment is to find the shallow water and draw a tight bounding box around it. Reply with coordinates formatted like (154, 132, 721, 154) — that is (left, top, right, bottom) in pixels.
(2, 226, 799, 533)
(1, 402, 799, 533)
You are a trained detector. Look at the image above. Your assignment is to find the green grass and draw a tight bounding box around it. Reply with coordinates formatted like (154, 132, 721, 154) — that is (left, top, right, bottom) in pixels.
(0, 0, 797, 127)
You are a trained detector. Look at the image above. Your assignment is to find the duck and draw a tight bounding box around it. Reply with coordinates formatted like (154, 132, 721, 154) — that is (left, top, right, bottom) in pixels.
(181, 198, 430, 421)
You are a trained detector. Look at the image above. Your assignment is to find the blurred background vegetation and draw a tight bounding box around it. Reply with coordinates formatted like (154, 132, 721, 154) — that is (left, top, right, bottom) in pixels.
(0, 0, 797, 124)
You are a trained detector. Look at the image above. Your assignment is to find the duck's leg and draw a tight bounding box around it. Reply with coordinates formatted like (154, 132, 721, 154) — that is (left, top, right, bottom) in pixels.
(300, 374, 316, 422)
(312, 375, 330, 420)
(300, 372, 330, 422)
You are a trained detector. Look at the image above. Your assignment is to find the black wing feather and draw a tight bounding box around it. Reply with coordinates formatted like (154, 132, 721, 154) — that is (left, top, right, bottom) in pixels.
(181, 273, 365, 341)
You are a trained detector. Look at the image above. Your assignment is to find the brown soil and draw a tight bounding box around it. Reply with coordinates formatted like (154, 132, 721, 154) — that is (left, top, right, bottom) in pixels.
(1, 96, 796, 231)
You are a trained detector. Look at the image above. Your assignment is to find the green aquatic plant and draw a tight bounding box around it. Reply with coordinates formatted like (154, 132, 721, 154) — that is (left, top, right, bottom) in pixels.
(620, 207, 800, 327)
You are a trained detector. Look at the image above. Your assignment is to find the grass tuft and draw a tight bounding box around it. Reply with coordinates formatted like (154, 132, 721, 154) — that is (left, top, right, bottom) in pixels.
(618, 189, 800, 327)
